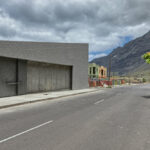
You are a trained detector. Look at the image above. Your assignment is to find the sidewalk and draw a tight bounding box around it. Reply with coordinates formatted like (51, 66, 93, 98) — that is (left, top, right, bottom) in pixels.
(0, 88, 102, 109)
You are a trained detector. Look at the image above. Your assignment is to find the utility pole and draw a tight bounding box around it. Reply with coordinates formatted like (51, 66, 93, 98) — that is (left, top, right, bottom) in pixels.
(141, 73, 143, 83)
(108, 54, 112, 87)
(129, 73, 131, 85)
(112, 72, 114, 86)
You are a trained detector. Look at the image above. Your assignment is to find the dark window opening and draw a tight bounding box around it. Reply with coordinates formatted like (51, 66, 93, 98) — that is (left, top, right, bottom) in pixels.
(90, 68, 92, 74)
(93, 67, 96, 74)
(101, 70, 104, 76)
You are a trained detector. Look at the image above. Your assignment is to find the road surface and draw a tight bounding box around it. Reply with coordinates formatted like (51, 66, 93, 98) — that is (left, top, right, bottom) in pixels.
(1, 84, 150, 150)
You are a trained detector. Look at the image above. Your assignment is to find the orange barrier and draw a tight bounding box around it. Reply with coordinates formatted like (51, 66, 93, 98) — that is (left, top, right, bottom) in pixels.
(89, 80, 105, 87)
(89, 80, 113, 87)
(121, 80, 125, 84)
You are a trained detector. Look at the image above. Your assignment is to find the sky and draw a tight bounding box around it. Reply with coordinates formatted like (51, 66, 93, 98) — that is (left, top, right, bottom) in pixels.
(0, 0, 150, 61)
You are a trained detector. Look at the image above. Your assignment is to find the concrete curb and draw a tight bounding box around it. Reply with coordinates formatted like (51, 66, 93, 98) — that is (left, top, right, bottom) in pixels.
(0, 89, 101, 109)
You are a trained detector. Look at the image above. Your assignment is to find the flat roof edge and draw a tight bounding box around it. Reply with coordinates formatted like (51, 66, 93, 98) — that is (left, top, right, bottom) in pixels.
(0, 40, 88, 45)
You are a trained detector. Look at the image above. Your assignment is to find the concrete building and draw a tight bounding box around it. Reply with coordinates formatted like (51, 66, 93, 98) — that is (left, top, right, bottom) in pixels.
(0, 41, 88, 98)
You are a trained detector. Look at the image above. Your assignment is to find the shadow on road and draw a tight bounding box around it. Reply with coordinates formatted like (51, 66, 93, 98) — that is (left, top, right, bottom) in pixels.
(142, 96, 150, 99)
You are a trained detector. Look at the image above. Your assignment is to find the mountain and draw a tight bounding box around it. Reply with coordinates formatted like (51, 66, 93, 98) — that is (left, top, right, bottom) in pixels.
(91, 31, 150, 75)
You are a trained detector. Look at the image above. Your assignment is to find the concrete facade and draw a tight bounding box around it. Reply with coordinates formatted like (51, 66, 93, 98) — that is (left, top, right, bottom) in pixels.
(27, 61, 72, 93)
(0, 41, 88, 98)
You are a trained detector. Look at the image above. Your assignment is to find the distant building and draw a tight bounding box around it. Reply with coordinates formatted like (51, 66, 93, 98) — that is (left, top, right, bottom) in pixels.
(99, 66, 107, 79)
(88, 63, 107, 79)
(88, 63, 99, 79)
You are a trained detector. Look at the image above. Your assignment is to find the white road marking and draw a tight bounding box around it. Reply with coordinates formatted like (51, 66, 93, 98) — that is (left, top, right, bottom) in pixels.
(0, 120, 53, 144)
(94, 99, 104, 105)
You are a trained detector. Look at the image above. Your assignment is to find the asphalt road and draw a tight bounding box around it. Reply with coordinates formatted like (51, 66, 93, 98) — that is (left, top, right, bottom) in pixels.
(1, 84, 150, 150)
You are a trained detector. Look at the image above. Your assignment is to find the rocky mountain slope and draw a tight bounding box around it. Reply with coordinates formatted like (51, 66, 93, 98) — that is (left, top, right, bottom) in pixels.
(91, 31, 150, 75)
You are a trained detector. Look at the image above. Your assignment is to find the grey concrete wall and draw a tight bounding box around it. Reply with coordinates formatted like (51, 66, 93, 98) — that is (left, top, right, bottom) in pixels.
(0, 57, 27, 97)
(18, 60, 27, 95)
(27, 61, 72, 93)
(0, 57, 16, 97)
(0, 41, 89, 90)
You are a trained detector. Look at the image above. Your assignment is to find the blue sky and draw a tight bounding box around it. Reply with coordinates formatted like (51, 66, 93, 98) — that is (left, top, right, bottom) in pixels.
(89, 35, 133, 61)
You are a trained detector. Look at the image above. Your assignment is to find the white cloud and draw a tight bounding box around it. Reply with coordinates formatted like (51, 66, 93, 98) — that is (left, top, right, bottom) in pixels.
(89, 53, 107, 61)
(0, 0, 149, 53)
